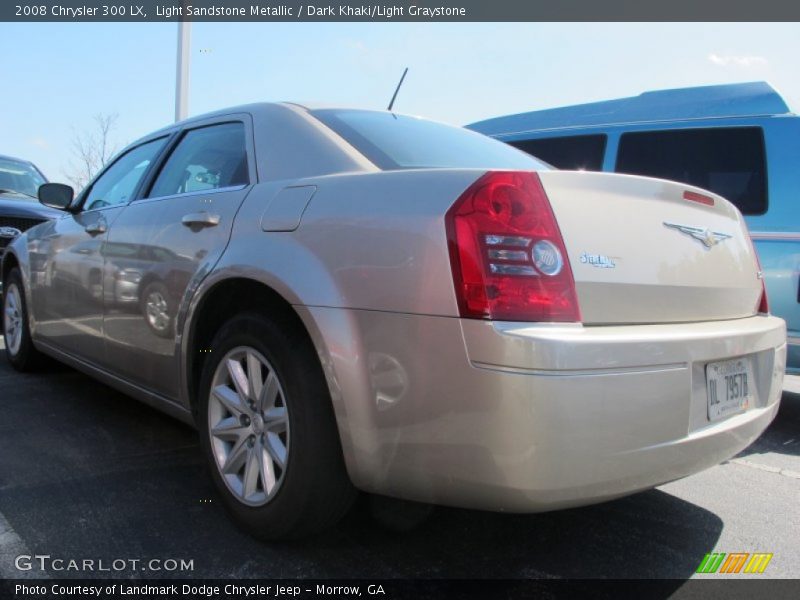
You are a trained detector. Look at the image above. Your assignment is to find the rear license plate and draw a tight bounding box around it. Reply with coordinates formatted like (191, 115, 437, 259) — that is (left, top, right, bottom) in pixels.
(706, 358, 754, 422)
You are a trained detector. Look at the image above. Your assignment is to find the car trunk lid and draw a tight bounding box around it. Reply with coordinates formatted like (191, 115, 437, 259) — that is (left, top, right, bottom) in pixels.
(538, 170, 762, 325)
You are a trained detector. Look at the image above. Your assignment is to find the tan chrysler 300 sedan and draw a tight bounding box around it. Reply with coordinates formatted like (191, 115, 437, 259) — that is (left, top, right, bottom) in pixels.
(2, 103, 786, 539)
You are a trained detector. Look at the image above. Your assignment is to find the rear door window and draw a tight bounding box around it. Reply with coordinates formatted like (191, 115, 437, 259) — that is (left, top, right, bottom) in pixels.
(616, 127, 767, 215)
(509, 135, 607, 171)
(148, 122, 249, 199)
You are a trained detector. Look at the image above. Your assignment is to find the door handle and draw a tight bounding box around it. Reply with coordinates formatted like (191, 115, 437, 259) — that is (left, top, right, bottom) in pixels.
(84, 222, 106, 235)
(182, 212, 220, 228)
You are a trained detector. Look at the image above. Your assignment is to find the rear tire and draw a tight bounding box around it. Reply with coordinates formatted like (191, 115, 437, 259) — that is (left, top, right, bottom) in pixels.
(3, 268, 46, 371)
(197, 311, 355, 540)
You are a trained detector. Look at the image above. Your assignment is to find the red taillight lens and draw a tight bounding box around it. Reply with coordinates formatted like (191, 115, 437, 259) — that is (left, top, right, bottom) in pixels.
(683, 190, 715, 206)
(749, 237, 769, 314)
(758, 279, 769, 314)
(445, 171, 581, 322)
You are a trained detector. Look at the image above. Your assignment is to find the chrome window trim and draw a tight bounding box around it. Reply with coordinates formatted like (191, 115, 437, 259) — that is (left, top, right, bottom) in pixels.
(135, 184, 249, 205)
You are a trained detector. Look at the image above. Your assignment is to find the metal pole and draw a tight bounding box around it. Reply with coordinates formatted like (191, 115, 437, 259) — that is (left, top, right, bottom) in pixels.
(175, 20, 191, 122)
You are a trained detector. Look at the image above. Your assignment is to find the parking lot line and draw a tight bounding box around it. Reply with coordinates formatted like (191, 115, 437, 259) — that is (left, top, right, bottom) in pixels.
(730, 457, 800, 479)
(0, 510, 48, 579)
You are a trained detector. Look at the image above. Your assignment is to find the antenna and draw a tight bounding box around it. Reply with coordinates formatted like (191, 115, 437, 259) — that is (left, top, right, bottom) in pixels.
(387, 67, 409, 112)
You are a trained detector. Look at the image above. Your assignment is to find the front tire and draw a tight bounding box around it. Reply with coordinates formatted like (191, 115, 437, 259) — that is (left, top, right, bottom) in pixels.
(3, 268, 46, 371)
(197, 312, 355, 540)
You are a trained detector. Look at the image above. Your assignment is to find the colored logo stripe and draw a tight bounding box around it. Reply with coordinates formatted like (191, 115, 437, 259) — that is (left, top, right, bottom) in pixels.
(720, 553, 749, 573)
(696, 553, 726, 573)
(696, 552, 773, 574)
(744, 553, 773, 574)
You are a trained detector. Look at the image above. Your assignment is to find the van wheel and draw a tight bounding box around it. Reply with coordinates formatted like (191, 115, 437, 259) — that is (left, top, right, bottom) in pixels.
(3, 268, 46, 371)
(197, 312, 355, 540)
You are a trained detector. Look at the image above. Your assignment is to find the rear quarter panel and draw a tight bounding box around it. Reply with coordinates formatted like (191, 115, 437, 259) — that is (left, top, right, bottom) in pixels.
(184, 168, 483, 487)
(210, 169, 481, 315)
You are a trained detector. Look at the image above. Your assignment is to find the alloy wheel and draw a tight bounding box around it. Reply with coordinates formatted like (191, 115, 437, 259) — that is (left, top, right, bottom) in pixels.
(3, 283, 24, 355)
(207, 346, 290, 506)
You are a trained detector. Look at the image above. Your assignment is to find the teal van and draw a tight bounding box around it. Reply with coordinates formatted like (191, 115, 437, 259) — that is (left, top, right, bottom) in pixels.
(469, 82, 800, 375)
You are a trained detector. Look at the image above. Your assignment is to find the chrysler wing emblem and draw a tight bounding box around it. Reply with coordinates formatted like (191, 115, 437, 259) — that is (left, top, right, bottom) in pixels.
(663, 222, 732, 248)
(0, 226, 22, 239)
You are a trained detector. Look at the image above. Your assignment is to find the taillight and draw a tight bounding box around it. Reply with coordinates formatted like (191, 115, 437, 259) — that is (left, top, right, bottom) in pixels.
(445, 171, 581, 322)
(683, 190, 715, 206)
(749, 236, 769, 314)
(757, 279, 769, 314)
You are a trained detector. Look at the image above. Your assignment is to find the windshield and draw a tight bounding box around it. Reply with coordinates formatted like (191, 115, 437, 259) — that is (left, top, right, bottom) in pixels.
(312, 109, 550, 171)
(0, 158, 46, 199)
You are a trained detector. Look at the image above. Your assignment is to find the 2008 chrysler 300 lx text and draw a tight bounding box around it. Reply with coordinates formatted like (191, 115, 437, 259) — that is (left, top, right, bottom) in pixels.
(2, 103, 786, 539)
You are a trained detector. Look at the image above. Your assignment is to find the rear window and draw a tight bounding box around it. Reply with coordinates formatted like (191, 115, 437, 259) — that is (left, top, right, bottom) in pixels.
(509, 135, 607, 171)
(312, 109, 549, 171)
(616, 127, 767, 215)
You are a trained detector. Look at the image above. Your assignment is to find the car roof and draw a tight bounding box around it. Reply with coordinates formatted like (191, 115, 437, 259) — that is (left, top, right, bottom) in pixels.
(139, 102, 300, 140)
(139, 102, 407, 141)
(149, 101, 378, 133)
(468, 81, 794, 137)
(106, 102, 380, 184)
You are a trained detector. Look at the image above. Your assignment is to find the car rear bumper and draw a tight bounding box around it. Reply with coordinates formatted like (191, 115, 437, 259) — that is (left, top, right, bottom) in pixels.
(302, 308, 786, 512)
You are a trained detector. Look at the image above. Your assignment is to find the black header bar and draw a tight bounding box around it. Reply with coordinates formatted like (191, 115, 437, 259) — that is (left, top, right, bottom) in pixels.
(4, 0, 800, 22)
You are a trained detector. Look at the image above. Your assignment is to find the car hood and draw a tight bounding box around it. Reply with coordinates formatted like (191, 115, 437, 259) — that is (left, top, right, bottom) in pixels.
(0, 196, 63, 220)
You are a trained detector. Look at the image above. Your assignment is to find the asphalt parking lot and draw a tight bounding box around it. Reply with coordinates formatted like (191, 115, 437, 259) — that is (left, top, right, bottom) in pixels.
(0, 337, 798, 581)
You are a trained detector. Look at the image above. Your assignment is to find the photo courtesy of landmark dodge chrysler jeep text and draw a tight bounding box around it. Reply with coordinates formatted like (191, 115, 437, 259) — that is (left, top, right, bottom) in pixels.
(2, 103, 786, 539)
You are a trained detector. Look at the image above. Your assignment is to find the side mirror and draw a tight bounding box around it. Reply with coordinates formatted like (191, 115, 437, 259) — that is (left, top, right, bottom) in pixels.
(38, 183, 74, 210)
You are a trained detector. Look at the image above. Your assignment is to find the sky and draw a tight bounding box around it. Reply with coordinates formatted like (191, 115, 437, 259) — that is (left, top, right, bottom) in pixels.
(2, 22, 799, 182)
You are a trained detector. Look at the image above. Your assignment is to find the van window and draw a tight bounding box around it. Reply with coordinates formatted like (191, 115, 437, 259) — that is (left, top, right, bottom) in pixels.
(509, 135, 607, 171)
(616, 127, 767, 215)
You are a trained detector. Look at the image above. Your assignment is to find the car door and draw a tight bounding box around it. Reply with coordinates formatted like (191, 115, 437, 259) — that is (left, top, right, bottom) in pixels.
(31, 137, 167, 365)
(102, 117, 255, 400)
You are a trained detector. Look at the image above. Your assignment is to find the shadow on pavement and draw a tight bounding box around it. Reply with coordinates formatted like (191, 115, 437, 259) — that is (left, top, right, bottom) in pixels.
(737, 392, 800, 459)
(1, 350, 724, 585)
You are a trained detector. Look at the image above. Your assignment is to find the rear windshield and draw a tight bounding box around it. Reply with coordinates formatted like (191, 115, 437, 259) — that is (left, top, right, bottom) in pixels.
(312, 109, 550, 171)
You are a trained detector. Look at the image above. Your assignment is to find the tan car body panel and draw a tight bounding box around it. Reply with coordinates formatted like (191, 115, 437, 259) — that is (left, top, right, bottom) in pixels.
(5, 102, 787, 512)
(539, 170, 761, 324)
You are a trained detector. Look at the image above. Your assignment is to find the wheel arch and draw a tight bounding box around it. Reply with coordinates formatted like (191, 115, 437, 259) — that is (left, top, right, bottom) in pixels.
(2, 250, 20, 284)
(2, 247, 35, 333)
(137, 273, 160, 293)
(183, 276, 330, 418)
(180, 267, 363, 489)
